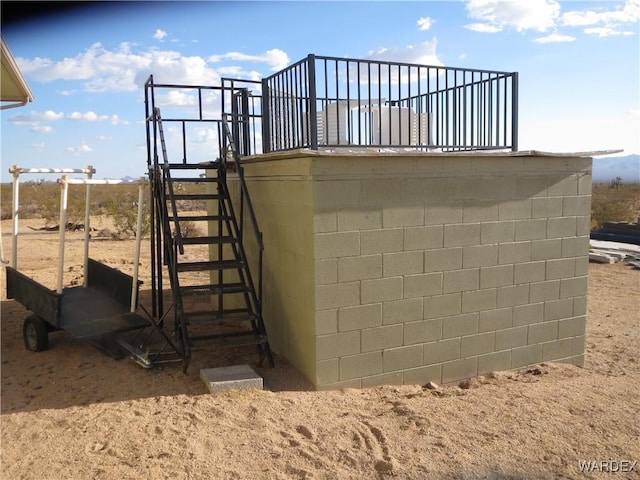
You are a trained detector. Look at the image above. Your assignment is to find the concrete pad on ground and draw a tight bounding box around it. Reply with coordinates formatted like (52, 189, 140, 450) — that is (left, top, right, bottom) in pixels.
(200, 364, 263, 394)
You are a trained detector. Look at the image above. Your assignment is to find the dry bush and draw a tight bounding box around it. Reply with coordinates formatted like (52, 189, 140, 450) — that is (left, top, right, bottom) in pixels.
(591, 182, 640, 230)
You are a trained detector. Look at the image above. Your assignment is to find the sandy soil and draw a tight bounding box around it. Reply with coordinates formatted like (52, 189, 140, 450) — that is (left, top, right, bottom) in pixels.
(1, 219, 639, 479)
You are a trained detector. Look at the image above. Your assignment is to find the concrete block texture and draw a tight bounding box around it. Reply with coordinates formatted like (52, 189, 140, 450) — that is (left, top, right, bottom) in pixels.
(511, 344, 543, 368)
(404, 318, 442, 345)
(481, 221, 514, 244)
(243, 153, 592, 388)
(547, 217, 577, 238)
(361, 277, 404, 304)
(442, 313, 478, 338)
(562, 196, 592, 216)
(495, 326, 528, 350)
(423, 338, 461, 365)
(443, 268, 480, 293)
(478, 350, 511, 375)
(425, 248, 463, 272)
(383, 298, 424, 325)
(444, 223, 481, 247)
(338, 254, 382, 282)
(528, 321, 559, 344)
(442, 357, 478, 384)
(403, 273, 443, 298)
(361, 325, 404, 352)
(542, 338, 573, 362)
(532, 197, 563, 219)
(361, 228, 404, 254)
(499, 199, 532, 220)
(383, 205, 424, 227)
(338, 304, 382, 332)
(383, 251, 424, 277)
(424, 293, 462, 319)
(340, 352, 383, 380)
(514, 261, 546, 284)
(316, 282, 360, 310)
(383, 345, 423, 372)
(316, 331, 360, 361)
(315, 231, 360, 259)
(463, 244, 498, 268)
(558, 316, 586, 338)
(337, 208, 382, 232)
(479, 307, 513, 332)
(515, 219, 548, 241)
(404, 225, 443, 251)
(481, 265, 515, 289)
(316, 359, 339, 385)
(461, 332, 496, 357)
(546, 258, 575, 280)
(462, 288, 498, 313)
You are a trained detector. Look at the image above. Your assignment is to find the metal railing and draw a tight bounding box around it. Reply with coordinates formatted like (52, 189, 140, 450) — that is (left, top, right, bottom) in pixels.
(261, 54, 518, 153)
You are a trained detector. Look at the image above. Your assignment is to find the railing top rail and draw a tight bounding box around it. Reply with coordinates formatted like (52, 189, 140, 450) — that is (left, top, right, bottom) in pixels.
(310, 54, 517, 76)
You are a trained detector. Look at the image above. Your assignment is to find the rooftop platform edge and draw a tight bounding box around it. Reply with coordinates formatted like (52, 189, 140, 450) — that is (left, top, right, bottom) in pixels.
(242, 148, 623, 163)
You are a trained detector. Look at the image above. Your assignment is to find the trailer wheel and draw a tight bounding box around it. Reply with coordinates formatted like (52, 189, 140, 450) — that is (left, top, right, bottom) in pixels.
(23, 315, 49, 352)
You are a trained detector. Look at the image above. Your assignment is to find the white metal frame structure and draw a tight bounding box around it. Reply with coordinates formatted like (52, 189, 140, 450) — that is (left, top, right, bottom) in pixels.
(8, 165, 146, 312)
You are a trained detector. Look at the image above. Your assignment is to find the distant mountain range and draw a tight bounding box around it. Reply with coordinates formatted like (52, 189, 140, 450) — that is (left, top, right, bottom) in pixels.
(592, 154, 639, 184)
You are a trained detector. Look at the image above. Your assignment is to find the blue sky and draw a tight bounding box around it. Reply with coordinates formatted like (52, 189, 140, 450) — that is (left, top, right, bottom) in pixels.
(1, 0, 639, 182)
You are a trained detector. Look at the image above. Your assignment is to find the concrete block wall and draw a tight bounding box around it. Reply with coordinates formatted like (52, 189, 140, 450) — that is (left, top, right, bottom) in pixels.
(239, 151, 591, 389)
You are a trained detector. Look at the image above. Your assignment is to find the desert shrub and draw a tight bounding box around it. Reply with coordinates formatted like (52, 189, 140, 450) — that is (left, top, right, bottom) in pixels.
(104, 194, 150, 239)
(591, 182, 639, 230)
(179, 221, 202, 238)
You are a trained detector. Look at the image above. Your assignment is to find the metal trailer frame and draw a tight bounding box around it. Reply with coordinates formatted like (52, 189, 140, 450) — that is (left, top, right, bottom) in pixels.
(4, 166, 151, 358)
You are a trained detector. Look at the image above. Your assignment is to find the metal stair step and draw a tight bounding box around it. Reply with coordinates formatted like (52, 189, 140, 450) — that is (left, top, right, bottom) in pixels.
(188, 332, 269, 350)
(168, 214, 232, 222)
(179, 235, 237, 245)
(180, 283, 249, 296)
(176, 259, 244, 272)
(171, 177, 221, 183)
(171, 193, 222, 201)
(183, 310, 256, 327)
(164, 161, 220, 170)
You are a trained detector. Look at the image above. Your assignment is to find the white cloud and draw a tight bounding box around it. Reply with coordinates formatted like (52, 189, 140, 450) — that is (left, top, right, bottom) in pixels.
(154, 29, 167, 40)
(533, 33, 576, 43)
(10, 110, 64, 126)
(31, 142, 45, 149)
(208, 48, 290, 71)
(67, 143, 93, 155)
(417, 17, 433, 31)
(584, 26, 635, 37)
(366, 38, 443, 67)
(464, 22, 503, 33)
(18, 42, 221, 93)
(67, 111, 109, 122)
(16, 42, 292, 95)
(562, 0, 640, 27)
(465, 0, 560, 33)
(32, 126, 53, 134)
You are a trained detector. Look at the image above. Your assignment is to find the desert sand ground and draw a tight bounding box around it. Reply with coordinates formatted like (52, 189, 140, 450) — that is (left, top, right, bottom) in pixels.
(1, 218, 638, 479)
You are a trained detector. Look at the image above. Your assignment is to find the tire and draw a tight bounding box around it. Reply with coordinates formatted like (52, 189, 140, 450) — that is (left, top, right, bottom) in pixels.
(23, 314, 49, 352)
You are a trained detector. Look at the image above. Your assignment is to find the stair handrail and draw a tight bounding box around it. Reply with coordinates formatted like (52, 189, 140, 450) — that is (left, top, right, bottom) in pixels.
(220, 113, 265, 318)
(153, 107, 185, 254)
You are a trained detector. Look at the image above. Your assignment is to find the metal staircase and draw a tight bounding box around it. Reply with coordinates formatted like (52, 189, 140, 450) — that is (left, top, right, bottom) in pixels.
(143, 77, 272, 372)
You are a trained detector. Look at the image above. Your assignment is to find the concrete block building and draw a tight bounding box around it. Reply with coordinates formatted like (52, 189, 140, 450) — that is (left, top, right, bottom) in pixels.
(232, 150, 591, 389)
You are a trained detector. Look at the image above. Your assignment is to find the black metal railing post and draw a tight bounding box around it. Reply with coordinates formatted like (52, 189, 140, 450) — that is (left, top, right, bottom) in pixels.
(261, 79, 271, 153)
(511, 72, 519, 152)
(307, 54, 319, 150)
